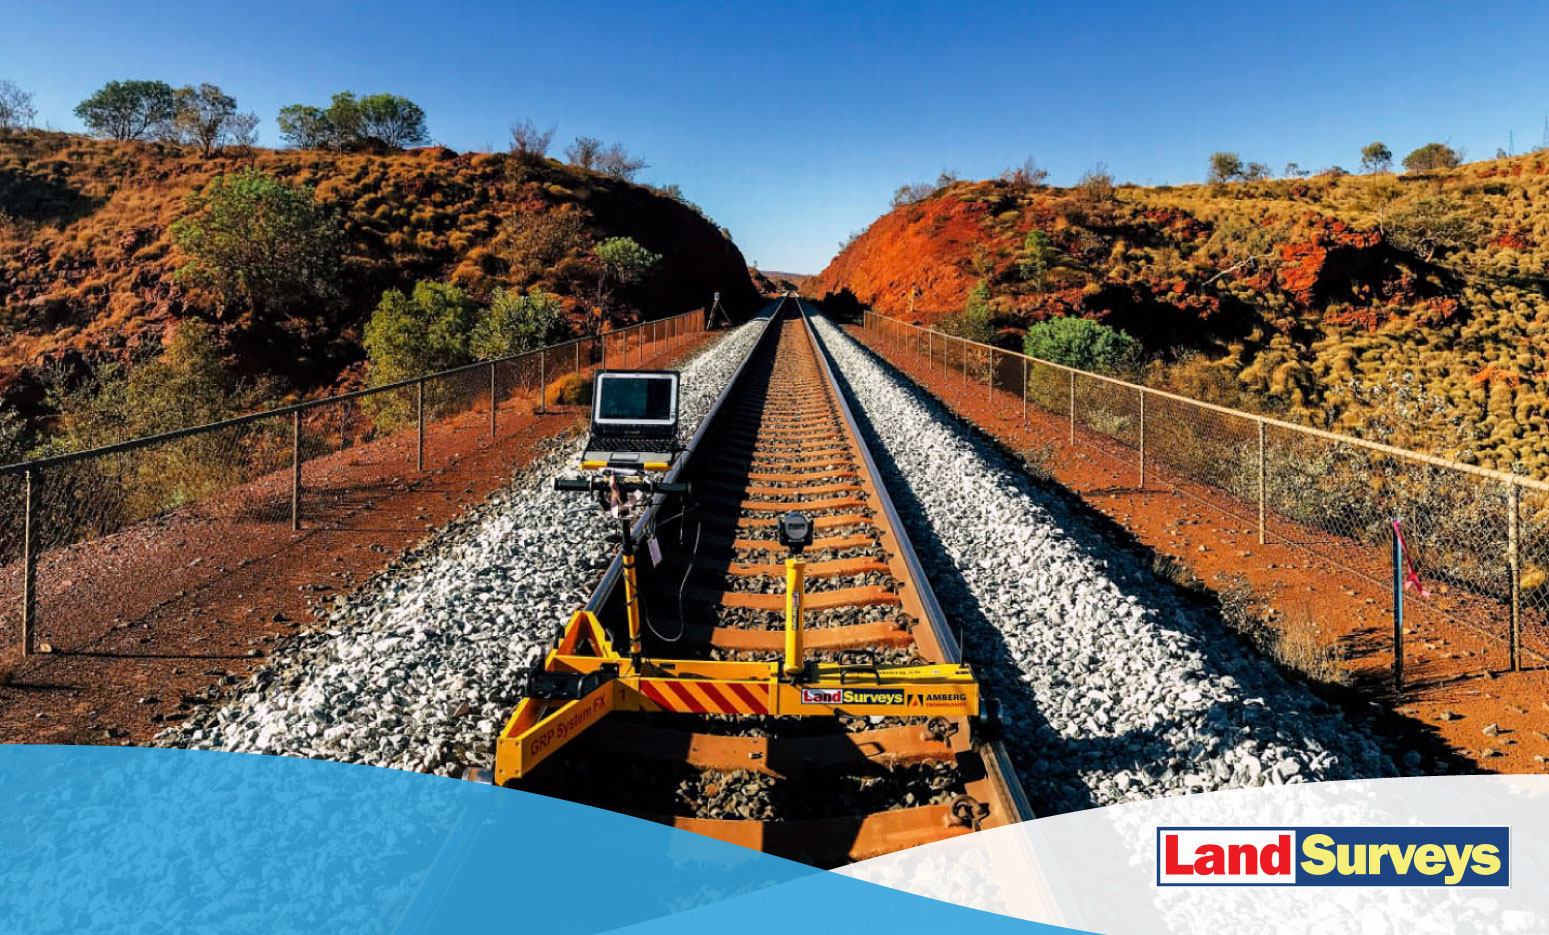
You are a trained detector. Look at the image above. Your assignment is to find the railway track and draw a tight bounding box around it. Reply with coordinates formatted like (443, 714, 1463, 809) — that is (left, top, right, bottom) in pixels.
(508, 298, 1032, 867)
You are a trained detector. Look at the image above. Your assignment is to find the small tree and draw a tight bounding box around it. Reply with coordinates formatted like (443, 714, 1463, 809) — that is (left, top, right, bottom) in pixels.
(75, 80, 178, 140)
(1001, 156, 1048, 192)
(1243, 162, 1271, 181)
(565, 136, 603, 170)
(276, 104, 334, 149)
(597, 236, 660, 292)
(1075, 164, 1115, 202)
(589, 236, 660, 331)
(509, 119, 555, 161)
(1385, 194, 1487, 260)
(1283, 162, 1308, 178)
(939, 279, 996, 345)
(171, 83, 255, 156)
(171, 170, 342, 324)
(361, 281, 480, 428)
(1018, 230, 1056, 289)
(1359, 141, 1392, 173)
(1023, 316, 1142, 374)
(1207, 151, 1244, 183)
(1402, 142, 1462, 173)
(226, 112, 260, 148)
(355, 93, 428, 148)
(319, 92, 363, 143)
(0, 79, 37, 132)
(890, 182, 935, 207)
(277, 92, 424, 150)
(469, 289, 570, 359)
(596, 143, 647, 180)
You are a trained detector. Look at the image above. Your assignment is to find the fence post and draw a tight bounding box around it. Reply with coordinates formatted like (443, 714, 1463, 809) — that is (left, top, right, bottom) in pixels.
(574, 340, 580, 379)
(1257, 419, 1267, 546)
(1392, 519, 1405, 692)
(489, 360, 498, 436)
(415, 379, 425, 472)
(1508, 479, 1522, 672)
(927, 329, 933, 370)
(539, 350, 547, 416)
(1138, 388, 1146, 489)
(290, 410, 302, 531)
(985, 349, 993, 401)
(962, 338, 968, 389)
(1068, 370, 1075, 444)
(21, 468, 37, 657)
(1021, 357, 1027, 423)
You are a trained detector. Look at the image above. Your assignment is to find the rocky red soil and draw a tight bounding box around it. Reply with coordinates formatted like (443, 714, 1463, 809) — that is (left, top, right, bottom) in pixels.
(0, 130, 758, 419)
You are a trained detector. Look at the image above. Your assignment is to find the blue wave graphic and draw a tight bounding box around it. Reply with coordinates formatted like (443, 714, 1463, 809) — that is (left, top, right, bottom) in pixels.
(0, 747, 1075, 934)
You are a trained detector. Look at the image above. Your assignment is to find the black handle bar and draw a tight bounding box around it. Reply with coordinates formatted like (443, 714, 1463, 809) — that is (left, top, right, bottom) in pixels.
(554, 476, 690, 496)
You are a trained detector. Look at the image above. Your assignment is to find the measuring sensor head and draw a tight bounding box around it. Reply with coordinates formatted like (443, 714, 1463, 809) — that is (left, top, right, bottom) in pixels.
(777, 511, 814, 554)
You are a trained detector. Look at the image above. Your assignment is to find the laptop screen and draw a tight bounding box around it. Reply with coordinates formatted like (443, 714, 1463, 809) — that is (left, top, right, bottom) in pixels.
(593, 372, 678, 427)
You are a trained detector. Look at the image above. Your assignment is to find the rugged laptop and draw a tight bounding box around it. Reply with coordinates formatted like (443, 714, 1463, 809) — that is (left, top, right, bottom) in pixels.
(581, 370, 681, 470)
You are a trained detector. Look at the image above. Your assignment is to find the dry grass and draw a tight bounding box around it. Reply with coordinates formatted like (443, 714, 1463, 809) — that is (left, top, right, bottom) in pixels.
(0, 129, 754, 422)
(815, 153, 1549, 477)
(1217, 574, 1351, 687)
(544, 372, 591, 406)
(1015, 442, 1057, 481)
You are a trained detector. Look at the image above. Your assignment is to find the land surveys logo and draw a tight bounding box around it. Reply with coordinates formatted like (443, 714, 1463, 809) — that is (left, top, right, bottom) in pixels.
(799, 687, 905, 706)
(1157, 826, 1508, 887)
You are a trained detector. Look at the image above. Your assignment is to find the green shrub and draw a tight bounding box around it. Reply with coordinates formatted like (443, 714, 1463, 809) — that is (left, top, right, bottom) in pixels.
(364, 281, 479, 385)
(364, 281, 576, 427)
(938, 279, 996, 344)
(1402, 142, 1463, 173)
(171, 169, 342, 326)
(39, 320, 269, 534)
(1023, 316, 1142, 374)
(470, 288, 571, 359)
(49, 319, 249, 447)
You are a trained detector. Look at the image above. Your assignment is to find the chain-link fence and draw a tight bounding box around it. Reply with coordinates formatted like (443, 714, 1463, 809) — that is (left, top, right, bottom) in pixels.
(0, 310, 706, 658)
(864, 310, 1549, 684)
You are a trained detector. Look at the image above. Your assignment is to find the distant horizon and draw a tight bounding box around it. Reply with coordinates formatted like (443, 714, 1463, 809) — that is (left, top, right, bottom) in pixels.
(7, 0, 1549, 271)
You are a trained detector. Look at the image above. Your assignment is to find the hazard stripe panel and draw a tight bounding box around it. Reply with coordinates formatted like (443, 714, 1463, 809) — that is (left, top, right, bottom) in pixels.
(639, 679, 771, 714)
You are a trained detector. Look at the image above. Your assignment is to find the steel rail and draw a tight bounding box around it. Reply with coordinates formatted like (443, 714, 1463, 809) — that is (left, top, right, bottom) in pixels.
(580, 299, 782, 618)
(527, 296, 1034, 869)
(796, 297, 1036, 824)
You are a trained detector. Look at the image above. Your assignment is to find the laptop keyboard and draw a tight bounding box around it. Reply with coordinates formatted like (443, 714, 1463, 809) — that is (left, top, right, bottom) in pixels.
(592, 434, 673, 452)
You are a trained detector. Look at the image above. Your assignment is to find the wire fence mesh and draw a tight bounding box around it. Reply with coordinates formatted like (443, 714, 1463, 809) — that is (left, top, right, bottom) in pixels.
(0, 310, 704, 658)
(863, 310, 1549, 682)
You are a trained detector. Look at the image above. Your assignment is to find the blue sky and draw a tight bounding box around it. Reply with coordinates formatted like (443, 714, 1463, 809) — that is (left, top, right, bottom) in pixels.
(4, 0, 1549, 272)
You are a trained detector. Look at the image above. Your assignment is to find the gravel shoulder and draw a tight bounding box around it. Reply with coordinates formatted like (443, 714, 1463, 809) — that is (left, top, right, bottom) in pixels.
(807, 312, 1399, 814)
(159, 317, 770, 776)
